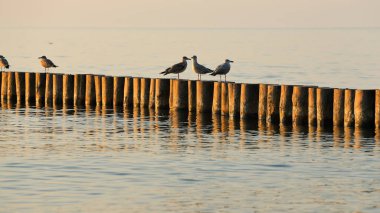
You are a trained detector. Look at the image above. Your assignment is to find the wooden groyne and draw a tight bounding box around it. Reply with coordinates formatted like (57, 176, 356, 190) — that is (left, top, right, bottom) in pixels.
(1, 71, 379, 130)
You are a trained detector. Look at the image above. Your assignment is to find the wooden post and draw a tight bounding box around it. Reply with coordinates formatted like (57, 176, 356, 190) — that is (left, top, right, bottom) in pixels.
(149, 78, 155, 109)
(228, 83, 241, 118)
(279, 85, 293, 124)
(354, 89, 375, 128)
(258, 84, 268, 121)
(212, 82, 222, 114)
(1, 72, 8, 104)
(221, 82, 229, 116)
(74, 74, 86, 107)
(266, 84, 281, 123)
(188, 80, 196, 112)
(113, 76, 125, 107)
(308, 87, 317, 126)
(333, 88, 345, 126)
(317, 87, 334, 127)
(240, 83, 259, 119)
(344, 89, 355, 127)
(169, 79, 174, 109)
(94, 75, 102, 106)
(140, 78, 150, 108)
(376, 90, 380, 129)
(52, 74, 63, 106)
(7, 72, 16, 104)
(133, 77, 141, 107)
(45, 73, 53, 107)
(196, 81, 214, 113)
(292, 86, 308, 126)
(25, 72, 35, 106)
(102, 76, 113, 108)
(85, 74, 96, 106)
(123, 77, 133, 108)
(15, 72, 25, 104)
(35, 73, 46, 107)
(172, 79, 188, 111)
(155, 78, 170, 110)
(63, 74, 74, 106)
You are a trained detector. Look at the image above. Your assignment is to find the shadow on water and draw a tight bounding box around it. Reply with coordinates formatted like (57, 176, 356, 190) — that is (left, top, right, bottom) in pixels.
(1, 105, 379, 153)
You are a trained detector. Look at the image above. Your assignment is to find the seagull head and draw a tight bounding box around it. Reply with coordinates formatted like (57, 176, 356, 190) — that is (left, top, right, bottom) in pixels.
(191, 55, 197, 60)
(183, 56, 191, 61)
(226, 59, 234, 63)
(38, 56, 47, 59)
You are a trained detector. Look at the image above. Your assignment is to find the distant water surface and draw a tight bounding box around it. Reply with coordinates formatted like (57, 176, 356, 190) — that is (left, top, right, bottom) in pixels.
(1, 27, 379, 89)
(0, 107, 379, 212)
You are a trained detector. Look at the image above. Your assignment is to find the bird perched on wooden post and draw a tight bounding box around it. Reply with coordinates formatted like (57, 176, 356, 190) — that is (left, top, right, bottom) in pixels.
(160, 56, 190, 79)
(0, 55, 10, 71)
(38, 56, 58, 73)
(191, 55, 213, 80)
(210, 59, 234, 82)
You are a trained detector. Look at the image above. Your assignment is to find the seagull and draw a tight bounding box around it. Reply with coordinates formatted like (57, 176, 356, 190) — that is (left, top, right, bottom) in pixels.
(160, 56, 190, 79)
(210, 59, 234, 82)
(0, 55, 10, 71)
(38, 56, 58, 73)
(191, 55, 213, 80)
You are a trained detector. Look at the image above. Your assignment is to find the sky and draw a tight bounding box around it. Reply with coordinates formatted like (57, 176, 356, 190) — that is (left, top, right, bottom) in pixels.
(0, 0, 379, 28)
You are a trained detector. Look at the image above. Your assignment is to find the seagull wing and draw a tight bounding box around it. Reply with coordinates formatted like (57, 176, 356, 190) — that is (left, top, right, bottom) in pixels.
(47, 59, 58, 67)
(161, 61, 186, 75)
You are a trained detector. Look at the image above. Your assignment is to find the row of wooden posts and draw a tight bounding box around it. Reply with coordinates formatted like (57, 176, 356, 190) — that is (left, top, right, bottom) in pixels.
(1, 71, 379, 129)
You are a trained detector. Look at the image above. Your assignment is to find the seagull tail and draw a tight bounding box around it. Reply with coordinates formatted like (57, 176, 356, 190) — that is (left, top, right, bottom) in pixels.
(160, 68, 170, 75)
(5, 65, 9, 69)
(210, 72, 217, 76)
(53, 65, 58, 68)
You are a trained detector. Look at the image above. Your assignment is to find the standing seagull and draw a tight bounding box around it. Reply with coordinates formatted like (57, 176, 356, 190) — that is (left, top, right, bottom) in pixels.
(38, 56, 58, 73)
(210, 59, 234, 82)
(191, 55, 213, 80)
(0, 55, 10, 71)
(160, 56, 191, 79)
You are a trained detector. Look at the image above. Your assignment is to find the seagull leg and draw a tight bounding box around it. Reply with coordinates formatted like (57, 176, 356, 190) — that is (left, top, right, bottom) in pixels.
(178, 73, 179, 80)
(219, 75, 221, 82)
(224, 75, 226, 82)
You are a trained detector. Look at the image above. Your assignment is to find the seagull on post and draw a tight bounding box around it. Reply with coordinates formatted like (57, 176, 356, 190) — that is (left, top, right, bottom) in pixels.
(210, 59, 234, 82)
(38, 56, 58, 73)
(160, 56, 191, 79)
(191, 55, 213, 80)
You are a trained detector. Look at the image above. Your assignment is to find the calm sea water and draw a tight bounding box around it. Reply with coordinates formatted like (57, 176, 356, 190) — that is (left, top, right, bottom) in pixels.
(0, 28, 380, 212)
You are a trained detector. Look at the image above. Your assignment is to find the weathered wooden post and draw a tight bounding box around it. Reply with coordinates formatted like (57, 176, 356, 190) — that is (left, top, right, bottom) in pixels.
(45, 73, 53, 107)
(133, 77, 141, 107)
(221, 82, 229, 116)
(94, 75, 102, 106)
(74, 74, 86, 107)
(7, 72, 16, 104)
(333, 88, 345, 126)
(140, 78, 150, 108)
(354, 89, 375, 128)
(212, 82, 221, 114)
(279, 85, 293, 124)
(149, 78, 155, 109)
(292, 86, 308, 126)
(85, 74, 96, 106)
(52, 74, 63, 106)
(376, 90, 380, 129)
(113, 76, 124, 107)
(258, 84, 268, 121)
(240, 83, 259, 119)
(196, 80, 214, 113)
(308, 87, 317, 126)
(1, 72, 8, 104)
(35, 73, 46, 107)
(63, 74, 74, 106)
(169, 79, 174, 109)
(15, 72, 25, 104)
(266, 84, 281, 123)
(344, 89, 355, 127)
(188, 80, 197, 112)
(155, 78, 170, 110)
(123, 77, 133, 108)
(102, 76, 113, 108)
(172, 79, 188, 111)
(317, 87, 334, 127)
(228, 82, 241, 118)
(25, 72, 35, 106)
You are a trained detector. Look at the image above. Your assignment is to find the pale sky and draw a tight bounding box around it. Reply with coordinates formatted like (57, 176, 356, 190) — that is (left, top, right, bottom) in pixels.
(0, 0, 379, 28)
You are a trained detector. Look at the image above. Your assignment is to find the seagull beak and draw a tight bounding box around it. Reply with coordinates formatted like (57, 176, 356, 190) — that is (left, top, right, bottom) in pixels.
(230, 60, 234, 63)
